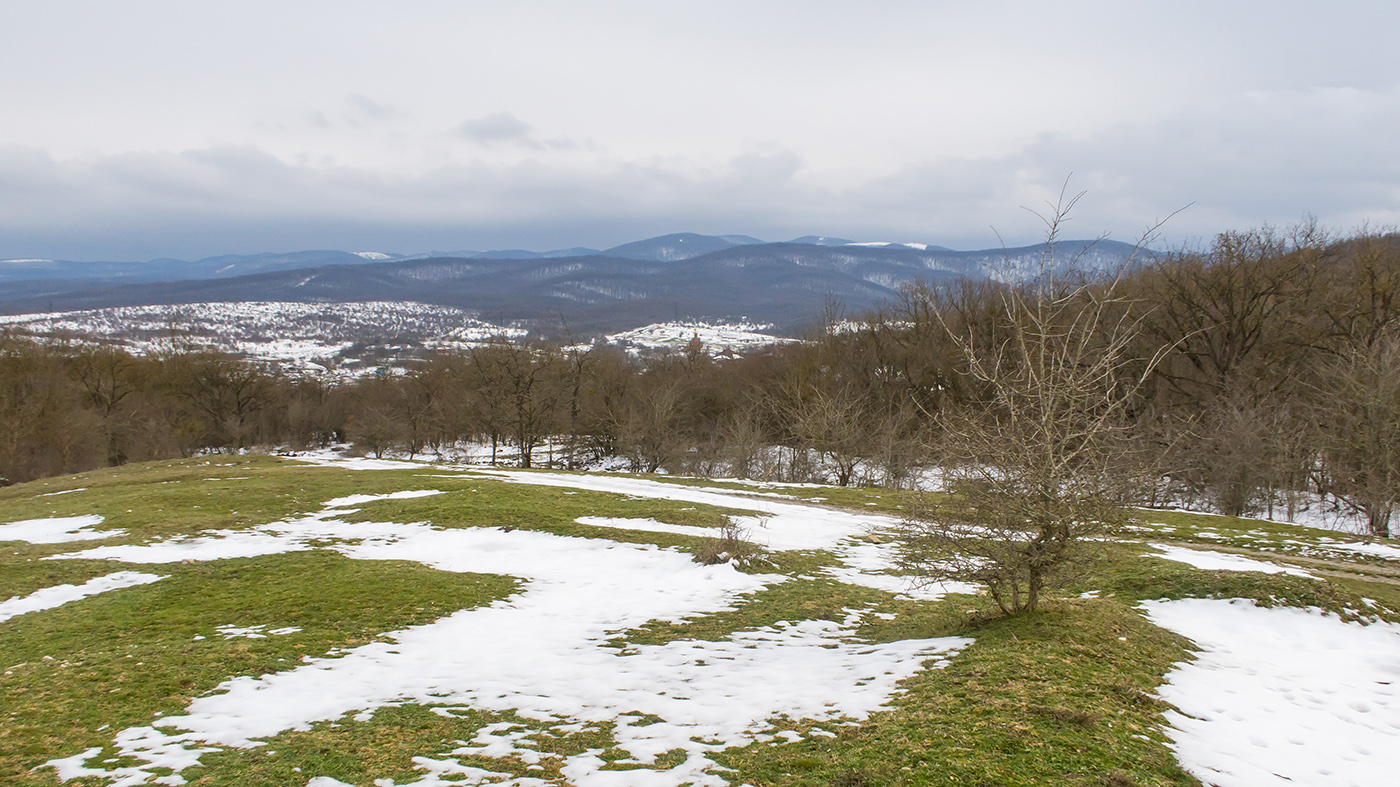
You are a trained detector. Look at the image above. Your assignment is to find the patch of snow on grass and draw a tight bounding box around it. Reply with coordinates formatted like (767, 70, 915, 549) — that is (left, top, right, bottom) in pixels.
(1326, 540, 1400, 562)
(37, 487, 87, 497)
(294, 454, 427, 472)
(0, 572, 164, 623)
(52, 529, 309, 564)
(215, 625, 302, 639)
(829, 539, 980, 601)
(0, 515, 121, 544)
(471, 468, 977, 601)
(1146, 544, 1317, 578)
(468, 468, 875, 551)
(323, 489, 444, 508)
(574, 516, 716, 538)
(43, 480, 972, 787)
(1140, 598, 1400, 787)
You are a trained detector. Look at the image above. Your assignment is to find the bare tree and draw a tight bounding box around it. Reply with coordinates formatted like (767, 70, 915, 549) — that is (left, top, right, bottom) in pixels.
(787, 382, 870, 486)
(618, 381, 683, 473)
(721, 404, 769, 479)
(170, 351, 275, 451)
(469, 339, 563, 468)
(900, 189, 1169, 614)
(1313, 337, 1400, 537)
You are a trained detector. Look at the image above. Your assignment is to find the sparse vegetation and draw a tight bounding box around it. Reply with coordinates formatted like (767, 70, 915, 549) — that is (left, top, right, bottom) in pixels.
(2, 452, 1397, 785)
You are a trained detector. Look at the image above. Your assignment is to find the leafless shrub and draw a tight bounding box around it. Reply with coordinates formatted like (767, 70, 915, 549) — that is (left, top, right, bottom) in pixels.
(695, 518, 768, 569)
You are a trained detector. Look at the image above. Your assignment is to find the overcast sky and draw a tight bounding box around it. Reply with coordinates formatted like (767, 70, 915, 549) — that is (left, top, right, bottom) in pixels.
(2, 1, 1397, 260)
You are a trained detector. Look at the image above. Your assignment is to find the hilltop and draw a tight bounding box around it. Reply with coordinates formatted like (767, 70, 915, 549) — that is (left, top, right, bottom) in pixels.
(2, 454, 1397, 786)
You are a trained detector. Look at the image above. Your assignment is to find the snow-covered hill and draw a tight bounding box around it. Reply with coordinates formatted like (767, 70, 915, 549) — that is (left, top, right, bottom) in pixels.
(0, 302, 527, 376)
(604, 321, 795, 355)
(0, 304, 796, 373)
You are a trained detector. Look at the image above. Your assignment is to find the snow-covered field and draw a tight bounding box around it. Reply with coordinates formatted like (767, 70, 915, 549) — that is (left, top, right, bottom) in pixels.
(29, 469, 971, 786)
(7, 456, 1400, 786)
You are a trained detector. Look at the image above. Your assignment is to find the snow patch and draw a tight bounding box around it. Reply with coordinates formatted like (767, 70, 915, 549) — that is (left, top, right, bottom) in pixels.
(0, 572, 164, 623)
(1141, 598, 1400, 787)
(574, 516, 716, 539)
(323, 489, 444, 508)
(0, 515, 121, 544)
(215, 625, 301, 639)
(1146, 544, 1317, 578)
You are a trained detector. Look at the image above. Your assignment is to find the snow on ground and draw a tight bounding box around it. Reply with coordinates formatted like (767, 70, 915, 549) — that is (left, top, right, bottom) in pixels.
(323, 489, 445, 508)
(1, 304, 794, 375)
(465, 468, 979, 600)
(1139, 496, 1386, 537)
(1326, 540, 1400, 562)
(0, 571, 164, 623)
(0, 302, 525, 377)
(52, 527, 308, 564)
(293, 454, 427, 472)
(574, 516, 716, 539)
(37, 487, 87, 497)
(828, 538, 980, 600)
(0, 515, 122, 544)
(605, 321, 795, 354)
(45, 483, 972, 787)
(465, 468, 882, 552)
(1146, 544, 1317, 578)
(215, 625, 302, 639)
(1140, 598, 1400, 787)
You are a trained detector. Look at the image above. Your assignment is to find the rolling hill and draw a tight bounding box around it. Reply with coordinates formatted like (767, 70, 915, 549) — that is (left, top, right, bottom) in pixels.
(0, 238, 1146, 335)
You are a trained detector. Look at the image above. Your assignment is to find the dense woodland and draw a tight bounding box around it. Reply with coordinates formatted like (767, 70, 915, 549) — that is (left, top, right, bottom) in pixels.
(4, 224, 1400, 536)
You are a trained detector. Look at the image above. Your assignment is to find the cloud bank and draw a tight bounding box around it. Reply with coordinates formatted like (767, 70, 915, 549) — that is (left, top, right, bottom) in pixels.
(1, 3, 1396, 260)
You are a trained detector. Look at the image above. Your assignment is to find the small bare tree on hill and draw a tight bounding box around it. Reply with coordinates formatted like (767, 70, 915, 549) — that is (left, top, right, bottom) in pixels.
(900, 190, 1172, 614)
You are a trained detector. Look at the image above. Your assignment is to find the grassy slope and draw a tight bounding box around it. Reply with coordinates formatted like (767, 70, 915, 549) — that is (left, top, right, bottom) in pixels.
(1, 457, 1396, 786)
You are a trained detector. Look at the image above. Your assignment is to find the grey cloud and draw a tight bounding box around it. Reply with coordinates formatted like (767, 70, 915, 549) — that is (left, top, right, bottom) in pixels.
(4, 83, 1399, 261)
(457, 112, 542, 148)
(345, 92, 396, 121)
(730, 148, 803, 185)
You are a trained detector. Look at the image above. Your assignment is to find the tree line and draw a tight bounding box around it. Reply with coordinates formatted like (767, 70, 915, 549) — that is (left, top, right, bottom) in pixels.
(3, 223, 1398, 538)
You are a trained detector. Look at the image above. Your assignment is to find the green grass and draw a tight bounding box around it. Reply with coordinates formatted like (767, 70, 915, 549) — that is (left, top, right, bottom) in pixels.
(3, 456, 1396, 786)
(717, 599, 1195, 787)
(0, 551, 517, 784)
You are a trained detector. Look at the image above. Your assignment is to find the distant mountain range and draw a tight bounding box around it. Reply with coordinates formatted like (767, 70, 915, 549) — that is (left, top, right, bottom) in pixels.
(0, 233, 1149, 335)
